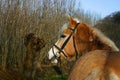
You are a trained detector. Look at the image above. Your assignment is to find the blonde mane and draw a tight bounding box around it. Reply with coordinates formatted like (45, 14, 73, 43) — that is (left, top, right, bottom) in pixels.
(60, 18, 119, 51)
(60, 23, 68, 34)
(93, 28, 119, 51)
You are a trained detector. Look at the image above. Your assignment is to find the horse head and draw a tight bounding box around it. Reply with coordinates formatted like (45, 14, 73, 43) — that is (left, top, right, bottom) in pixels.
(48, 16, 119, 64)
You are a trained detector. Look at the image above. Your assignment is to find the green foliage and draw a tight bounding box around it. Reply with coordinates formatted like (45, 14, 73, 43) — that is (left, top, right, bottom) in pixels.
(44, 74, 68, 80)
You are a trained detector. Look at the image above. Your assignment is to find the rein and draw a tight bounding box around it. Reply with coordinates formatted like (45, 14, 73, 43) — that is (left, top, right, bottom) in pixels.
(52, 23, 80, 61)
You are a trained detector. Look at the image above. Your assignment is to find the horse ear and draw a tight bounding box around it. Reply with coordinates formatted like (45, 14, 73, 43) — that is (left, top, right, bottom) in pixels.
(68, 16, 77, 27)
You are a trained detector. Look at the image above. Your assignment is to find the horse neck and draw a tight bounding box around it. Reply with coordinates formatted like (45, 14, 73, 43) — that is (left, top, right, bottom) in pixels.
(90, 28, 119, 52)
(90, 38, 112, 51)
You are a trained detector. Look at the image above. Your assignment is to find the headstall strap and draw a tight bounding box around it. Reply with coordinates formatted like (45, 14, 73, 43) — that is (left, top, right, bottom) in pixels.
(61, 23, 80, 50)
(72, 23, 80, 59)
(53, 44, 67, 57)
(73, 36, 79, 59)
(52, 23, 80, 60)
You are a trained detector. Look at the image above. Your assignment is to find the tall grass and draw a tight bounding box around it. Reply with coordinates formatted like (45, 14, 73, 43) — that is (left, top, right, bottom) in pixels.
(0, 0, 100, 79)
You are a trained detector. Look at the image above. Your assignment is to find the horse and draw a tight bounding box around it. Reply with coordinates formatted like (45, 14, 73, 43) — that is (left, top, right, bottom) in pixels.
(68, 50, 120, 80)
(48, 16, 119, 63)
(47, 16, 120, 80)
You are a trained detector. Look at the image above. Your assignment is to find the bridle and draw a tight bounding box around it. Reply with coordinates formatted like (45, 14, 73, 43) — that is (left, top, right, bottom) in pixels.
(50, 23, 80, 62)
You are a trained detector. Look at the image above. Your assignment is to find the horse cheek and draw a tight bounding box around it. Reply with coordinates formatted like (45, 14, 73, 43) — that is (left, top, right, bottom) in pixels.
(65, 38, 75, 57)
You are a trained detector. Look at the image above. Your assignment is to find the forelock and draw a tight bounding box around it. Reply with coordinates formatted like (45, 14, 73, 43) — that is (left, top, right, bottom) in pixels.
(59, 23, 68, 34)
(59, 17, 80, 36)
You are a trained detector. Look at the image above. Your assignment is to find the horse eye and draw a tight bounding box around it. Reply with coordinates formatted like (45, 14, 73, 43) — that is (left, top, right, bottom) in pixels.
(60, 34, 66, 38)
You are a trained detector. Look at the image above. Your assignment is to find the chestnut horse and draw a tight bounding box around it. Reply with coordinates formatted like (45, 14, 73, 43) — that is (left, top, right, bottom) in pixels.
(48, 16, 119, 63)
(48, 16, 120, 80)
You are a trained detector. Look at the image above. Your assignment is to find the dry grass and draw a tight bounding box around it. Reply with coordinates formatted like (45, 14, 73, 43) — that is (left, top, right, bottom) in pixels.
(0, 0, 100, 79)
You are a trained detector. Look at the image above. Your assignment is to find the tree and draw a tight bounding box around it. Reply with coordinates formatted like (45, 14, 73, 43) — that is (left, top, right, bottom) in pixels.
(95, 11, 120, 48)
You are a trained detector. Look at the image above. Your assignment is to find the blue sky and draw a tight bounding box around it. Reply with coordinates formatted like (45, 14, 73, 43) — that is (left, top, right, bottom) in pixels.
(78, 0, 120, 18)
